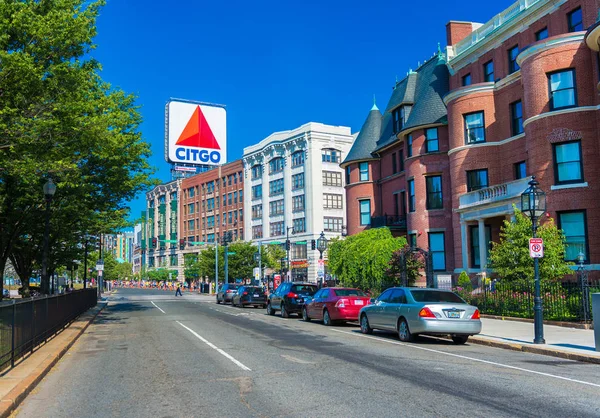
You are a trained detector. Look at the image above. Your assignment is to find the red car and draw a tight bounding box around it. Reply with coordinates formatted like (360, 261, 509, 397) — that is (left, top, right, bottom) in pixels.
(302, 287, 371, 325)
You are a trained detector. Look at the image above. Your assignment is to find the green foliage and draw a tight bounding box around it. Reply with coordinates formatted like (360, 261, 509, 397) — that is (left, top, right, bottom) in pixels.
(489, 208, 574, 282)
(457, 271, 472, 291)
(328, 228, 406, 294)
(385, 246, 424, 288)
(147, 268, 178, 282)
(0, 0, 155, 296)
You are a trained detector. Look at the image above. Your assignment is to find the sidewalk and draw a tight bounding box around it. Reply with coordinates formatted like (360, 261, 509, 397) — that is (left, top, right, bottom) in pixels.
(0, 300, 106, 418)
(468, 317, 600, 363)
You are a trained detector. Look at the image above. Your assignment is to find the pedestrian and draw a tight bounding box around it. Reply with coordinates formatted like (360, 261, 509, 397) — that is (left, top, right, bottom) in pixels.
(175, 282, 182, 297)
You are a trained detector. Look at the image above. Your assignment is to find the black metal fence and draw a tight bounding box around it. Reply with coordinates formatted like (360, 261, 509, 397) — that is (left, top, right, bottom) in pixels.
(455, 280, 600, 322)
(0, 289, 97, 372)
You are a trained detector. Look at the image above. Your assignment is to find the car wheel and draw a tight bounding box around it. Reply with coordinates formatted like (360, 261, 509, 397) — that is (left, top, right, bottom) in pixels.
(323, 310, 332, 326)
(281, 304, 289, 318)
(261, 305, 266, 309)
(398, 318, 413, 342)
(267, 303, 275, 316)
(216, 296, 221, 304)
(302, 307, 311, 322)
(360, 314, 373, 334)
(452, 335, 469, 345)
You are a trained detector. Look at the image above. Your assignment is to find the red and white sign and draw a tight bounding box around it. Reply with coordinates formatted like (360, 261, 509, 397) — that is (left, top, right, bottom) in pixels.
(166, 100, 227, 166)
(529, 238, 544, 258)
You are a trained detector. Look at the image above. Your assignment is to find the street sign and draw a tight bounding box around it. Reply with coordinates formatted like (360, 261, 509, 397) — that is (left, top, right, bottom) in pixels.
(227, 252, 236, 255)
(317, 259, 325, 278)
(253, 267, 260, 281)
(529, 238, 544, 258)
(96, 260, 104, 271)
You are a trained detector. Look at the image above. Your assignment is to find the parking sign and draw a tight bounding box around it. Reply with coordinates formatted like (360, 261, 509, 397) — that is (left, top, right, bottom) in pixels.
(529, 238, 544, 258)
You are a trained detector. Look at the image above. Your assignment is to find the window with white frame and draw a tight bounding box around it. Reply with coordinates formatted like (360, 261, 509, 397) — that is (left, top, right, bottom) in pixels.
(292, 195, 305, 212)
(269, 157, 284, 174)
(322, 149, 341, 163)
(291, 151, 305, 167)
(324, 217, 343, 232)
(269, 179, 284, 196)
(292, 173, 304, 190)
(323, 193, 343, 209)
(292, 218, 306, 233)
(323, 171, 342, 187)
(270, 221, 284, 237)
(269, 199, 284, 216)
(252, 225, 263, 239)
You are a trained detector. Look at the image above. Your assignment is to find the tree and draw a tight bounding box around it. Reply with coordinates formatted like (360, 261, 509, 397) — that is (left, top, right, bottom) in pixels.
(385, 247, 424, 288)
(328, 228, 405, 294)
(0, 0, 155, 297)
(489, 208, 573, 282)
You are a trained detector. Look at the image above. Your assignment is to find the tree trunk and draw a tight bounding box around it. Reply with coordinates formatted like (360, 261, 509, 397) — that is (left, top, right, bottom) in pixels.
(0, 256, 6, 301)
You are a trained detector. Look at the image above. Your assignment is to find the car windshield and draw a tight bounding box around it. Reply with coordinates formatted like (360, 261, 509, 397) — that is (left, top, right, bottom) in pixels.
(246, 287, 263, 292)
(291, 285, 317, 295)
(228, 285, 240, 289)
(334, 289, 367, 297)
(410, 290, 465, 304)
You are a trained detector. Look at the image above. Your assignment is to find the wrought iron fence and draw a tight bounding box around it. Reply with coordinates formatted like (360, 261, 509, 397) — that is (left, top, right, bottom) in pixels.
(0, 289, 97, 372)
(454, 280, 600, 322)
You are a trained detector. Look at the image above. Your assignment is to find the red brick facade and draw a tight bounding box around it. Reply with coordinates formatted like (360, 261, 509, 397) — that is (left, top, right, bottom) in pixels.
(345, 0, 600, 278)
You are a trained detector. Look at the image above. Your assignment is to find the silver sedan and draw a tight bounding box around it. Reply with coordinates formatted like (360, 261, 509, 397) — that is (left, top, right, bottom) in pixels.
(358, 287, 481, 344)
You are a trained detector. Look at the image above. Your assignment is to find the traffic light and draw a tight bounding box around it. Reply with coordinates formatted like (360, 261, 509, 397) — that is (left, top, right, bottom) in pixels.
(311, 239, 316, 250)
(285, 240, 291, 251)
(179, 238, 185, 250)
(152, 237, 157, 248)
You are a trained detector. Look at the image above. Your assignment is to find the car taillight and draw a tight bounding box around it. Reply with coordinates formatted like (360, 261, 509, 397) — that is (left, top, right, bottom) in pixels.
(418, 307, 436, 318)
(471, 309, 480, 320)
(243, 291, 248, 295)
(287, 292, 298, 298)
(226, 289, 232, 293)
(335, 299, 349, 308)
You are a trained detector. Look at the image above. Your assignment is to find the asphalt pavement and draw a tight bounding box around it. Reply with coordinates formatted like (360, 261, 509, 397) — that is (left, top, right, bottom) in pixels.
(14, 288, 600, 418)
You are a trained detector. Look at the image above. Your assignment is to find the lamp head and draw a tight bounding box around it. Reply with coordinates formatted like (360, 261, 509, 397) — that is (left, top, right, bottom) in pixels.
(43, 178, 57, 200)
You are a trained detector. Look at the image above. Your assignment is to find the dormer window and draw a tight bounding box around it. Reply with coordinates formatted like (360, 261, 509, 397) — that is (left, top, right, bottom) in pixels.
(392, 105, 412, 134)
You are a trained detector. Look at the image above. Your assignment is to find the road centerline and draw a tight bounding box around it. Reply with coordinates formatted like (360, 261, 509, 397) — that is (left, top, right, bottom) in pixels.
(151, 301, 166, 314)
(330, 328, 600, 388)
(177, 321, 252, 371)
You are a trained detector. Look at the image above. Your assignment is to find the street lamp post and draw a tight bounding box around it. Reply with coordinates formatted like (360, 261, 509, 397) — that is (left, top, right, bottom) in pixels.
(577, 252, 590, 322)
(41, 178, 57, 294)
(317, 232, 328, 287)
(286, 226, 294, 282)
(520, 176, 547, 344)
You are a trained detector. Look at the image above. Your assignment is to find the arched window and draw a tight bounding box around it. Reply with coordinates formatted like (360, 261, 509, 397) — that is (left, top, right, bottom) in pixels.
(291, 150, 305, 167)
(269, 157, 284, 174)
(322, 148, 341, 163)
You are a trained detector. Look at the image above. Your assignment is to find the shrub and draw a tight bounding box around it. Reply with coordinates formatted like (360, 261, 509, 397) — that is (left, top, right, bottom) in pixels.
(457, 271, 472, 291)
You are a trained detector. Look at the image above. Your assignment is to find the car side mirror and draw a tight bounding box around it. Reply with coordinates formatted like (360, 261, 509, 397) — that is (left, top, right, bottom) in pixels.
(370, 298, 375, 304)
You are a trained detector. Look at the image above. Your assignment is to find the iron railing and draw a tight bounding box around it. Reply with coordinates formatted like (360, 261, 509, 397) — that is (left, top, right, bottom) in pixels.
(371, 215, 407, 229)
(455, 280, 600, 322)
(0, 289, 97, 372)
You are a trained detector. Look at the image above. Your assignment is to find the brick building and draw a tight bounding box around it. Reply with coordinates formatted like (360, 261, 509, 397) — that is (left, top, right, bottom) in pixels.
(179, 160, 245, 267)
(343, 0, 600, 279)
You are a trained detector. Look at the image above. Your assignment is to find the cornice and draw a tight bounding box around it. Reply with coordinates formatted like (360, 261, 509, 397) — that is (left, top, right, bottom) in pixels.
(522, 105, 599, 128)
(448, 133, 525, 155)
(516, 33, 586, 66)
(443, 83, 494, 106)
(585, 21, 600, 51)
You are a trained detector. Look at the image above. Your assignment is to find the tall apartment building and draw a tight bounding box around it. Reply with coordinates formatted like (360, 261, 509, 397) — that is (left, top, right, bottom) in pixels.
(344, 0, 600, 279)
(133, 223, 142, 274)
(179, 160, 245, 257)
(243, 122, 355, 282)
(144, 180, 182, 278)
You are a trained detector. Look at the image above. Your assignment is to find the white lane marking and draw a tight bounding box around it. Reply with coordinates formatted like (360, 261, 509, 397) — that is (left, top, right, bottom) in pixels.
(151, 301, 166, 314)
(177, 321, 252, 371)
(331, 329, 600, 389)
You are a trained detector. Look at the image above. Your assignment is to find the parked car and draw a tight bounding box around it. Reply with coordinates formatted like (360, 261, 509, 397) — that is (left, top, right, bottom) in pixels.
(232, 286, 267, 308)
(358, 287, 481, 344)
(216, 283, 240, 304)
(302, 287, 371, 325)
(267, 282, 318, 318)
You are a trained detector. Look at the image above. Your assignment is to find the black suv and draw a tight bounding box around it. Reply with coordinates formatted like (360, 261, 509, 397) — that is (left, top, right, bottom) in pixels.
(266, 282, 318, 318)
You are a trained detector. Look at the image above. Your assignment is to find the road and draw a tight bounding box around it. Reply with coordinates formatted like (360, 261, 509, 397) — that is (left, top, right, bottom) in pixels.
(15, 288, 600, 417)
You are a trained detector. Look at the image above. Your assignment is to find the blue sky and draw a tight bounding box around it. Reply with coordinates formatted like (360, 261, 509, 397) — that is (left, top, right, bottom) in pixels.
(91, 0, 515, 222)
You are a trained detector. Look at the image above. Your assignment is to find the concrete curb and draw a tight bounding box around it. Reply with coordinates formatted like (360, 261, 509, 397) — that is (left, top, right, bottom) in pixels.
(465, 336, 600, 364)
(480, 314, 593, 330)
(0, 302, 107, 418)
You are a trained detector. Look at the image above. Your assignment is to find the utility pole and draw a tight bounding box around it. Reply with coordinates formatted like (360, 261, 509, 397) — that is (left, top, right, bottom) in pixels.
(98, 234, 103, 296)
(215, 239, 219, 294)
(258, 242, 262, 285)
(83, 237, 88, 289)
(223, 232, 231, 284)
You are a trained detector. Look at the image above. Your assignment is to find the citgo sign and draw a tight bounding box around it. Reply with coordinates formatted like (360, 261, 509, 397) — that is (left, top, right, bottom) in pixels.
(165, 100, 227, 166)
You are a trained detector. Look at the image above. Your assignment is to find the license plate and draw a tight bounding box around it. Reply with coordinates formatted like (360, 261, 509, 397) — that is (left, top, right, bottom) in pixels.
(253, 294, 260, 297)
(297, 298, 303, 303)
(447, 311, 461, 318)
(354, 300, 364, 305)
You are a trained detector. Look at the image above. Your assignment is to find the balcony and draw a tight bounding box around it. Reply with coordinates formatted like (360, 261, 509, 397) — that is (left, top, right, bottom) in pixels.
(371, 215, 407, 230)
(451, 0, 542, 58)
(458, 177, 531, 210)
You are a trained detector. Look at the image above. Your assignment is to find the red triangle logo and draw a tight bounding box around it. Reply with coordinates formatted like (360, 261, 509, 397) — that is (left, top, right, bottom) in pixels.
(175, 106, 221, 150)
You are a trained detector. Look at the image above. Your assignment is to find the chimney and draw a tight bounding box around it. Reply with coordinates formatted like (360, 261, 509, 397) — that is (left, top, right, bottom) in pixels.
(446, 21, 475, 46)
